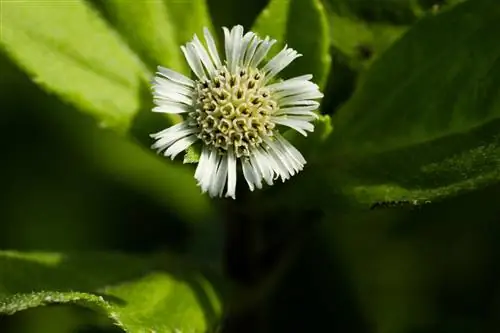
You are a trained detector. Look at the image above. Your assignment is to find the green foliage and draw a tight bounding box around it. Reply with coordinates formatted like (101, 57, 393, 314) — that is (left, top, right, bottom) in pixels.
(0, 251, 221, 333)
(90, 0, 187, 74)
(252, 0, 332, 89)
(322, 0, 500, 207)
(0, 0, 148, 132)
(163, 0, 215, 46)
(2, 0, 500, 332)
(328, 13, 408, 70)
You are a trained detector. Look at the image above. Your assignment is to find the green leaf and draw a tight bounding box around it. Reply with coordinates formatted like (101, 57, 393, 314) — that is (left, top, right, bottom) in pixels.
(252, 0, 332, 89)
(323, 0, 500, 207)
(323, 0, 466, 71)
(66, 119, 216, 226)
(92, 0, 186, 74)
(0, 251, 222, 333)
(328, 13, 408, 70)
(184, 145, 202, 164)
(324, 0, 422, 25)
(284, 115, 333, 160)
(163, 0, 215, 46)
(0, 0, 148, 131)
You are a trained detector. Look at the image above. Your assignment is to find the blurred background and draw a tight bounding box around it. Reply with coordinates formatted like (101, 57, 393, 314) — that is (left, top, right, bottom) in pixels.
(3, 0, 500, 332)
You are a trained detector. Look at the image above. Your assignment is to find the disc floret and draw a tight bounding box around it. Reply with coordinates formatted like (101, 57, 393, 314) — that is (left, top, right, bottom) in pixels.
(189, 66, 277, 158)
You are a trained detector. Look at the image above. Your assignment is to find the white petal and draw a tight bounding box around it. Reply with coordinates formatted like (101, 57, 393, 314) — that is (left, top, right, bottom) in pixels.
(284, 114, 318, 121)
(198, 149, 219, 192)
(239, 32, 255, 67)
(229, 25, 244, 72)
(150, 121, 190, 139)
(243, 35, 260, 67)
(250, 37, 277, 68)
(268, 79, 319, 97)
(151, 127, 198, 151)
(272, 117, 314, 136)
(278, 100, 320, 108)
(278, 91, 324, 106)
(223, 27, 231, 67)
(153, 77, 194, 97)
(153, 102, 192, 114)
(157, 66, 194, 87)
(263, 46, 302, 81)
(153, 89, 193, 106)
(251, 148, 274, 185)
(181, 44, 207, 80)
(288, 74, 313, 82)
(273, 85, 320, 100)
(265, 136, 303, 174)
(260, 145, 290, 182)
(191, 35, 217, 77)
(226, 149, 237, 198)
(195, 147, 211, 181)
(164, 135, 198, 160)
(265, 138, 297, 176)
(210, 155, 228, 197)
(242, 158, 262, 191)
(267, 77, 312, 91)
(276, 133, 306, 165)
(275, 105, 319, 116)
(204, 27, 222, 68)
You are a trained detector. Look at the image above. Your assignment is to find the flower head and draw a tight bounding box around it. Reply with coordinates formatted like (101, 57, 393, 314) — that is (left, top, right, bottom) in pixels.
(150, 25, 323, 199)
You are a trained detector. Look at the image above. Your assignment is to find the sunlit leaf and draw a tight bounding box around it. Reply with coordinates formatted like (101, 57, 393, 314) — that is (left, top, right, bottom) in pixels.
(0, 0, 148, 131)
(164, 0, 215, 46)
(91, 0, 186, 74)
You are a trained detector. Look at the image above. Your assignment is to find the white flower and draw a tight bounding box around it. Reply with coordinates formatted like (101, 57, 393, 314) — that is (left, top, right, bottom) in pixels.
(150, 25, 323, 199)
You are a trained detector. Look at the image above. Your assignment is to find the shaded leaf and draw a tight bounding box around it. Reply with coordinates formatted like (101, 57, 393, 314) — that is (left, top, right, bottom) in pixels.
(323, 0, 500, 207)
(0, 0, 148, 131)
(252, 0, 331, 89)
(0, 251, 222, 333)
(328, 13, 407, 70)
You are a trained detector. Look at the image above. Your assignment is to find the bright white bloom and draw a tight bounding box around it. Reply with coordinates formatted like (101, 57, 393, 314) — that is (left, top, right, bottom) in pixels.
(150, 25, 323, 199)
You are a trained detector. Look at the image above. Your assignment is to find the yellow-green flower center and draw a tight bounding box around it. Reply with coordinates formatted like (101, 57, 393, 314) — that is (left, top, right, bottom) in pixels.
(190, 66, 278, 158)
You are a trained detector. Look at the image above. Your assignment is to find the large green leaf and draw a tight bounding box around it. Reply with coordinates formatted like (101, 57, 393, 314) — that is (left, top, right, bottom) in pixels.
(328, 13, 407, 70)
(91, 0, 187, 73)
(164, 0, 215, 46)
(323, 0, 500, 207)
(91, 0, 214, 73)
(0, 0, 148, 131)
(252, 0, 331, 89)
(323, 0, 465, 72)
(0, 251, 222, 333)
(325, 0, 421, 24)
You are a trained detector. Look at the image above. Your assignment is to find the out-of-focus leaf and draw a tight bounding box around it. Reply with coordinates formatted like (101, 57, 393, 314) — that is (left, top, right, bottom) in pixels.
(284, 115, 333, 160)
(323, 0, 466, 71)
(91, 0, 187, 73)
(321, 0, 500, 208)
(206, 0, 268, 34)
(164, 0, 215, 45)
(0, 0, 147, 131)
(252, 0, 331, 89)
(328, 13, 407, 70)
(0, 251, 222, 333)
(72, 123, 215, 226)
(325, 0, 421, 25)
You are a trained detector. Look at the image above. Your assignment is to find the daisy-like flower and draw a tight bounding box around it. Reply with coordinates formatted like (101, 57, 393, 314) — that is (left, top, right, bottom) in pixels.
(150, 25, 323, 199)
